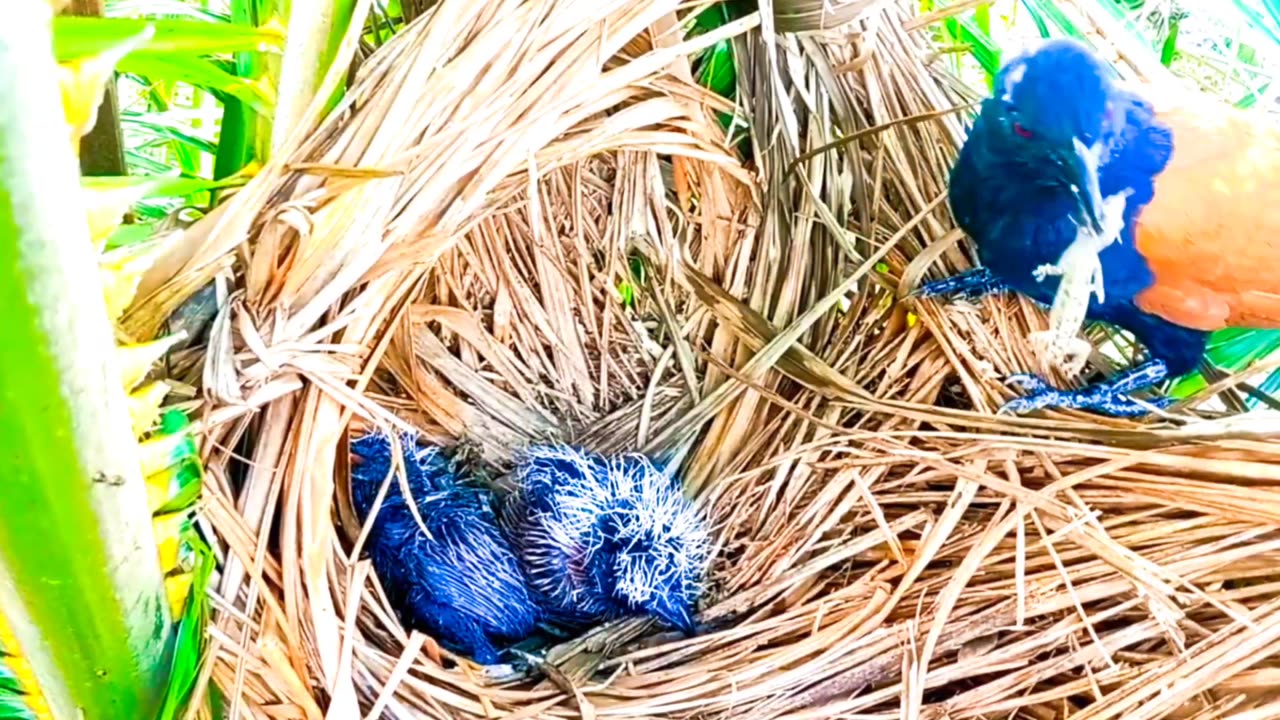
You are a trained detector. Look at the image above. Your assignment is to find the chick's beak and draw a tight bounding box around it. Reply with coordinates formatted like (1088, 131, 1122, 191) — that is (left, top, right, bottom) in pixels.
(652, 601, 697, 636)
(1068, 137, 1105, 235)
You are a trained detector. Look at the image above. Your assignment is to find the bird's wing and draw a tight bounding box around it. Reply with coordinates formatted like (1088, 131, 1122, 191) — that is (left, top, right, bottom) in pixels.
(423, 511, 538, 634)
(1132, 103, 1280, 331)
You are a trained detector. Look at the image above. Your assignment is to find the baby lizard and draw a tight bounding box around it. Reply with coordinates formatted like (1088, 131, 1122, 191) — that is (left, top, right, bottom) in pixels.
(1028, 189, 1131, 376)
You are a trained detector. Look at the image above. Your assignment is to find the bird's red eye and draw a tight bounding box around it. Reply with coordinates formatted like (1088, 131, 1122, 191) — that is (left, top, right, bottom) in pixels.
(1013, 123, 1033, 139)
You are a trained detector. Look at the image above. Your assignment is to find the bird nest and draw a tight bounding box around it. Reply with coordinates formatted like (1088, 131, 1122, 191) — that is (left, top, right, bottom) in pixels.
(131, 0, 1280, 717)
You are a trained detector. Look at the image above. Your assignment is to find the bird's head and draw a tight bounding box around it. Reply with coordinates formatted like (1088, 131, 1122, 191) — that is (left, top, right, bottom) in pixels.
(595, 524, 702, 634)
(349, 430, 457, 519)
(588, 456, 712, 635)
(349, 432, 400, 518)
(977, 38, 1124, 234)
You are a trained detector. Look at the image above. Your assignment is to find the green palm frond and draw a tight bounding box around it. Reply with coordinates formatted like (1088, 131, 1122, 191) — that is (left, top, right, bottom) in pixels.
(0, 626, 45, 720)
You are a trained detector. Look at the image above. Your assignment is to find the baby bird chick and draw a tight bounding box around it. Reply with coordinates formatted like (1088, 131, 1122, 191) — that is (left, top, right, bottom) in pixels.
(501, 445, 712, 634)
(349, 431, 540, 665)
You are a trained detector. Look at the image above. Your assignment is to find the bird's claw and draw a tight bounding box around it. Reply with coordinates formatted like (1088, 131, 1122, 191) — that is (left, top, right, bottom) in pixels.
(1003, 373, 1050, 395)
(997, 371, 1174, 418)
(477, 662, 526, 682)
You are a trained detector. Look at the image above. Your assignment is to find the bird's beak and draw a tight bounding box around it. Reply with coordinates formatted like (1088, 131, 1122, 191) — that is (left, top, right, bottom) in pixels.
(1068, 137, 1105, 235)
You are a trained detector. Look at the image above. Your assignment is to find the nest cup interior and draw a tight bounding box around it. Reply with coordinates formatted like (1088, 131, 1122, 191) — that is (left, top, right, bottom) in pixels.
(183, 2, 1280, 718)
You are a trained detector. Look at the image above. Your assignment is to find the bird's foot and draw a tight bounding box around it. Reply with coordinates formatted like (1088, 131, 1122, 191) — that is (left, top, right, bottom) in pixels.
(911, 267, 1009, 301)
(998, 360, 1173, 418)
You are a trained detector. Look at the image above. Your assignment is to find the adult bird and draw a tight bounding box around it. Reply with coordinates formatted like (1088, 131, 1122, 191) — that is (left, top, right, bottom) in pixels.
(914, 38, 1280, 417)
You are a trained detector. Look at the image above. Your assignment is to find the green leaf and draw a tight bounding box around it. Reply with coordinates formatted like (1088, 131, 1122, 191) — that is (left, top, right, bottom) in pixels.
(149, 413, 211, 720)
(1168, 329, 1280, 398)
(219, 9, 265, 174)
(106, 222, 161, 249)
(1019, 2, 1053, 38)
(1232, 0, 1280, 49)
(0, 671, 24, 698)
(121, 112, 220, 156)
(1159, 13, 1180, 66)
(1261, 0, 1280, 34)
(53, 17, 283, 62)
(126, 150, 181, 176)
(84, 174, 246, 200)
(1018, 0, 1086, 38)
(945, 15, 1001, 86)
(1208, 329, 1280, 367)
(363, 0, 405, 47)
(118, 53, 275, 116)
(1236, 80, 1272, 109)
(215, 0, 286, 173)
(155, 527, 213, 720)
(120, 110, 218, 178)
(696, 42, 737, 99)
(1237, 41, 1258, 67)
(1094, 0, 1134, 23)
(213, 98, 257, 179)
(617, 281, 635, 309)
(1250, 367, 1280, 409)
(0, 632, 37, 720)
(106, 0, 231, 21)
(973, 2, 991, 37)
(0, 692, 37, 720)
(629, 255, 648, 285)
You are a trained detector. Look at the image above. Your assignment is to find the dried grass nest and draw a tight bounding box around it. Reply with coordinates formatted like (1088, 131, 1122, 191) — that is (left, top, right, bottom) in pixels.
(132, 0, 1280, 717)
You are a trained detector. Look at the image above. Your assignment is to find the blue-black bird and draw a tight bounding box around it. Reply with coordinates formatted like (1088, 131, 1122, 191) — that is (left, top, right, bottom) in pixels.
(349, 431, 540, 665)
(500, 445, 712, 634)
(915, 38, 1280, 417)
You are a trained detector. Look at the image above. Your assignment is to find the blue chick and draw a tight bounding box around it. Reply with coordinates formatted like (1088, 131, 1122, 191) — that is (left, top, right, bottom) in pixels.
(500, 446, 712, 635)
(349, 431, 540, 665)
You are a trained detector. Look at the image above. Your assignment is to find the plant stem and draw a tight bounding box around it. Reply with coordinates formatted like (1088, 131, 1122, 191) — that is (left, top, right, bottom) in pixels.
(0, 3, 173, 718)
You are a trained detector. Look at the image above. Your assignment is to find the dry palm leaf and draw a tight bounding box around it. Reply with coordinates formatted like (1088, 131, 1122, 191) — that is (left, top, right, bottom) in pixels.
(128, 0, 1280, 718)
